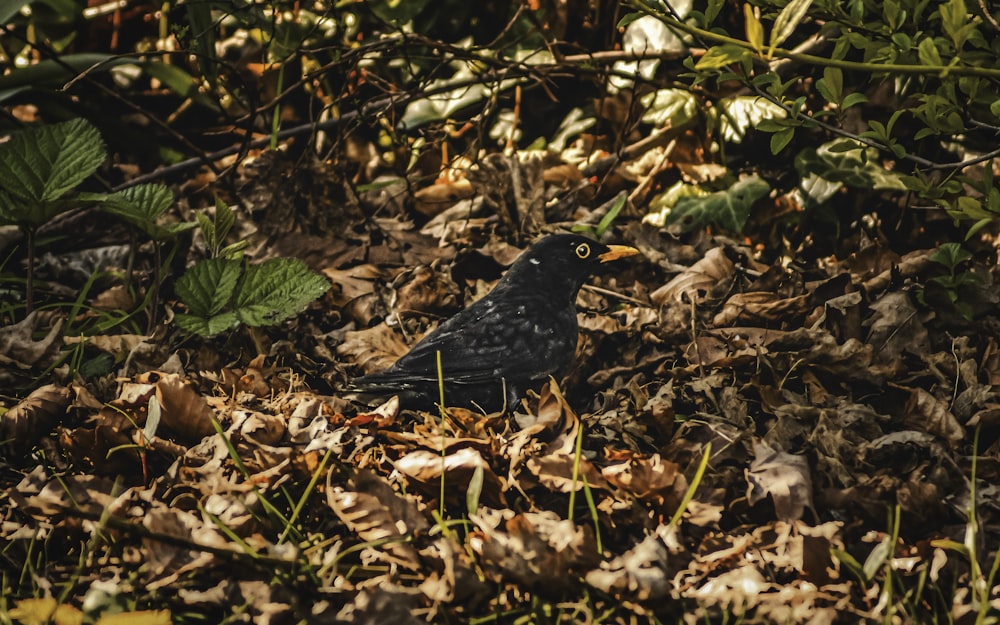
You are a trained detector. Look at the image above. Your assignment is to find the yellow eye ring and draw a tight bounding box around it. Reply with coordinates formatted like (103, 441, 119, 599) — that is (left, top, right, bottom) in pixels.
(575, 243, 591, 258)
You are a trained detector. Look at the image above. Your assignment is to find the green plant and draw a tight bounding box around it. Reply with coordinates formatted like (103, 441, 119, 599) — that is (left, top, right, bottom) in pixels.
(173, 257, 329, 337)
(0, 118, 107, 313)
(920, 242, 983, 319)
(624, 0, 1000, 238)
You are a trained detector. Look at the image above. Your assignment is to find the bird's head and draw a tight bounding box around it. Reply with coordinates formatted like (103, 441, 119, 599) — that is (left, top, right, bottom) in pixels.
(497, 234, 640, 301)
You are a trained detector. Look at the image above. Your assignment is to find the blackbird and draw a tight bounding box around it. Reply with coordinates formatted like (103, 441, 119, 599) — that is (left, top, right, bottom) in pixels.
(353, 234, 639, 412)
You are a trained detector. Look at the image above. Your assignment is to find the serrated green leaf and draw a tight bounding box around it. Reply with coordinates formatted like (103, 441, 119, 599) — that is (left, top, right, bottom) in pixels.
(213, 197, 235, 244)
(0, 118, 105, 213)
(104, 183, 193, 240)
(174, 311, 240, 337)
(105, 184, 174, 224)
(175, 258, 242, 318)
(233, 258, 330, 327)
(666, 176, 770, 232)
(197, 212, 215, 246)
(769, 0, 814, 52)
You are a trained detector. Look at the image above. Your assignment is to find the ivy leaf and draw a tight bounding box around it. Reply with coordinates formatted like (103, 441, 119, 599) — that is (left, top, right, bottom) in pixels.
(666, 176, 771, 232)
(641, 89, 699, 127)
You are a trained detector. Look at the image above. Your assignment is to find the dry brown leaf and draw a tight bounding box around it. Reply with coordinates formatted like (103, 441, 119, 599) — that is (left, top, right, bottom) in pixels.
(650, 247, 735, 305)
(327, 469, 426, 569)
(0, 311, 64, 377)
(470, 511, 599, 589)
(413, 178, 474, 217)
(747, 439, 814, 522)
(901, 387, 965, 443)
(602, 453, 685, 500)
(0, 384, 71, 453)
(585, 524, 684, 600)
(154, 373, 217, 440)
(336, 324, 413, 375)
(713, 292, 811, 326)
(395, 447, 504, 505)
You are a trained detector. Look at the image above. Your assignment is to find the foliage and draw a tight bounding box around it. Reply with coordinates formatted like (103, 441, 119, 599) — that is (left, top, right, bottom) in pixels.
(2, 1, 1000, 624)
(174, 257, 330, 337)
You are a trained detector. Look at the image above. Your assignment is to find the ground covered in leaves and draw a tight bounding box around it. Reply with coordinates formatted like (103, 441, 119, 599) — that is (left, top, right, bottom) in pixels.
(3, 150, 1000, 624)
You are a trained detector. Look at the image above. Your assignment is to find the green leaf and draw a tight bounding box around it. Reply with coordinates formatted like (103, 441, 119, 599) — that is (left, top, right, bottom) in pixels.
(0, 54, 137, 93)
(744, 5, 765, 54)
(185, 0, 218, 86)
(175, 258, 242, 318)
(769, 0, 814, 52)
(841, 92, 869, 110)
(705, 0, 724, 24)
(666, 176, 771, 232)
(928, 242, 971, 271)
(695, 44, 750, 70)
(940, 0, 972, 49)
(717, 96, 787, 143)
(917, 37, 942, 67)
(104, 183, 187, 240)
(617, 11, 645, 29)
(174, 311, 240, 337)
(0, 118, 105, 208)
(770, 127, 795, 154)
(640, 88, 699, 127)
(233, 258, 330, 327)
(815, 67, 843, 104)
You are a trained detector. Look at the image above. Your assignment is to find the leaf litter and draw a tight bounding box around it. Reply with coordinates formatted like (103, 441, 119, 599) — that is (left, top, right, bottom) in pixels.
(2, 147, 1000, 624)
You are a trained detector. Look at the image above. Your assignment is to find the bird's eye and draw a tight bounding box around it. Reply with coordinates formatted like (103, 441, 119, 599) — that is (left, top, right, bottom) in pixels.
(575, 243, 591, 258)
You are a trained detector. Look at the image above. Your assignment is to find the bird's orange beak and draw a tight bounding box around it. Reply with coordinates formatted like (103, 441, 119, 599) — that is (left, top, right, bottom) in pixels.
(598, 245, 640, 263)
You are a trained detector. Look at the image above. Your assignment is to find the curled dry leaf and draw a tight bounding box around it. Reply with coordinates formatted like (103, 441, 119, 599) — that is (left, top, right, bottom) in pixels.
(713, 292, 811, 326)
(0, 311, 64, 377)
(601, 453, 685, 500)
(392, 265, 460, 318)
(0, 384, 71, 454)
(413, 177, 474, 217)
(747, 439, 815, 522)
(901, 387, 965, 444)
(650, 246, 734, 305)
(395, 447, 505, 506)
(470, 510, 599, 590)
(336, 324, 412, 375)
(327, 469, 427, 569)
(585, 524, 685, 600)
(525, 453, 610, 493)
(154, 373, 217, 440)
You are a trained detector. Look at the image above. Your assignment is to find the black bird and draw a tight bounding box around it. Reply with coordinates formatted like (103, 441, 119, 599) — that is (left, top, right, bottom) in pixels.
(353, 234, 639, 412)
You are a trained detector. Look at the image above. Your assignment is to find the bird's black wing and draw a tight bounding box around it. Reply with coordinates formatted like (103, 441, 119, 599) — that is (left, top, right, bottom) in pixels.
(363, 288, 575, 386)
